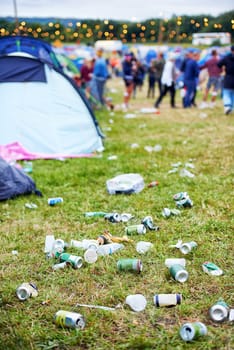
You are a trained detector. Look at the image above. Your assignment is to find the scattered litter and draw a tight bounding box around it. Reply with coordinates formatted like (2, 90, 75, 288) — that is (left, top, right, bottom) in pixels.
(147, 181, 159, 188)
(48, 197, 63, 206)
(153, 294, 182, 307)
(162, 208, 181, 218)
(170, 240, 197, 254)
(59, 253, 83, 269)
(125, 224, 146, 235)
(54, 310, 85, 329)
(130, 143, 139, 149)
(106, 173, 145, 195)
(154, 144, 162, 152)
(209, 299, 229, 322)
(140, 107, 159, 114)
(169, 264, 189, 283)
(179, 322, 207, 342)
(168, 168, 178, 174)
(97, 243, 124, 256)
(107, 155, 118, 160)
(184, 162, 195, 169)
(199, 112, 208, 119)
(70, 239, 99, 250)
(12, 250, 18, 255)
(171, 162, 182, 167)
(138, 123, 146, 128)
(144, 144, 162, 153)
(16, 282, 38, 301)
(104, 212, 121, 223)
(165, 258, 186, 268)
(136, 241, 153, 254)
(25, 203, 38, 209)
(173, 192, 193, 208)
(109, 119, 114, 124)
(202, 261, 223, 276)
(84, 248, 98, 264)
(179, 168, 195, 178)
(76, 303, 120, 311)
(52, 261, 69, 270)
(117, 258, 142, 273)
(124, 113, 136, 119)
(125, 294, 147, 312)
(229, 309, 234, 322)
(141, 216, 159, 231)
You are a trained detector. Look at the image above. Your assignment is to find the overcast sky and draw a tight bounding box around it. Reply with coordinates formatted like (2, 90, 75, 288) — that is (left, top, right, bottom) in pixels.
(1, 0, 233, 21)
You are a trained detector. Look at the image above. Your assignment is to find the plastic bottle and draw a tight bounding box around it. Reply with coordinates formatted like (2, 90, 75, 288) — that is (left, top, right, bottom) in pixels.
(97, 243, 124, 256)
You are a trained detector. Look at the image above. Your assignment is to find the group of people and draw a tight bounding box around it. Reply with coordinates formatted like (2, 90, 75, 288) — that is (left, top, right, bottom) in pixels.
(75, 45, 234, 115)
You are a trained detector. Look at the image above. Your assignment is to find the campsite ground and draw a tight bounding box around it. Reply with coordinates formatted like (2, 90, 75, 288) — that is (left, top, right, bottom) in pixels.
(0, 76, 233, 350)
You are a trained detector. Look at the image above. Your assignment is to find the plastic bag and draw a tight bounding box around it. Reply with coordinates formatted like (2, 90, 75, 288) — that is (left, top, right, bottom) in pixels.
(106, 173, 144, 195)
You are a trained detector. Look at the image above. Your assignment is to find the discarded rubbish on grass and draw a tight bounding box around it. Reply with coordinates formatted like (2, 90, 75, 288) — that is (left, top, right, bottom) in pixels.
(125, 224, 146, 235)
(169, 264, 189, 283)
(54, 310, 85, 329)
(162, 208, 181, 218)
(25, 202, 38, 209)
(165, 258, 186, 268)
(97, 231, 133, 244)
(106, 173, 145, 195)
(97, 243, 124, 256)
(153, 294, 182, 307)
(16, 282, 38, 301)
(170, 240, 197, 254)
(202, 261, 223, 276)
(125, 294, 147, 312)
(75, 303, 121, 311)
(147, 181, 159, 188)
(173, 192, 193, 208)
(104, 212, 121, 223)
(84, 248, 98, 264)
(179, 168, 195, 178)
(136, 241, 153, 254)
(179, 322, 207, 342)
(48, 197, 63, 206)
(52, 261, 69, 270)
(141, 216, 159, 231)
(117, 258, 142, 273)
(59, 253, 83, 269)
(209, 299, 230, 322)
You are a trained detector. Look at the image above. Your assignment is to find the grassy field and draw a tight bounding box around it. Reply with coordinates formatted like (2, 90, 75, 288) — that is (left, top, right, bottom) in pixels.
(0, 76, 233, 350)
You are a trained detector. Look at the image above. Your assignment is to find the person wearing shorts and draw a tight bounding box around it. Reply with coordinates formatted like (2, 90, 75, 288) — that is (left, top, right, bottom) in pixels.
(199, 50, 222, 108)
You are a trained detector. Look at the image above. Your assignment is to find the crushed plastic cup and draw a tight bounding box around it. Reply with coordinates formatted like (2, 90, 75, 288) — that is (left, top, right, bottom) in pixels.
(84, 249, 98, 264)
(154, 144, 162, 152)
(106, 173, 145, 195)
(136, 241, 153, 254)
(125, 294, 147, 312)
(179, 168, 195, 178)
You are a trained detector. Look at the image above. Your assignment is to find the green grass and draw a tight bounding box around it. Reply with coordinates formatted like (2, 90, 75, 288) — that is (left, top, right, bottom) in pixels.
(0, 78, 234, 350)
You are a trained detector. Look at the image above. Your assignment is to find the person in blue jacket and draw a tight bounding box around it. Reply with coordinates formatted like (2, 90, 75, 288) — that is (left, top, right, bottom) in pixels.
(181, 49, 199, 108)
(93, 48, 109, 105)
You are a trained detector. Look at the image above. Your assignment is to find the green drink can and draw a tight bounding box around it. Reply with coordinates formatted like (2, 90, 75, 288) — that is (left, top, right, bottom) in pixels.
(125, 224, 146, 235)
(209, 299, 229, 322)
(169, 264, 189, 283)
(59, 253, 83, 269)
(117, 258, 143, 273)
(179, 322, 207, 341)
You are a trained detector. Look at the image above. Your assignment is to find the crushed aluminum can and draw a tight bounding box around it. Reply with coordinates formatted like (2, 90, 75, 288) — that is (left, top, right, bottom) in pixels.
(179, 322, 207, 342)
(141, 216, 160, 231)
(54, 310, 85, 329)
(176, 197, 193, 208)
(173, 192, 188, 201)
(120, 213, 134, 222)
(104, 212, 121, 223)
(59, 253, 83, 269)
(117, 258, 142, 273)
(16, 282, 38, 301)
(48, 197, 63, 206)
(84, 211, 107, 218)
(202, 261, 223, 276)
(179, 241, 197, 254)
(169, 264, 189, 283)
(209, 300, 229, 322)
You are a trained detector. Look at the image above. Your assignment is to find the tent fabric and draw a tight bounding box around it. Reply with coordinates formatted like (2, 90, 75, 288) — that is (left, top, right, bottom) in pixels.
(0, 36, 104, 160)
(0, 56, 47, 82)
(0, 157, 42, 201)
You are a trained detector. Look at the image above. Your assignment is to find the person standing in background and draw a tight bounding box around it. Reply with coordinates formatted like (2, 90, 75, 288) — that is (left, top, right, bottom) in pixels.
(92, 48, 109, 105)
(199, 49, 222, 109)
(122, 53, 134, 110)
(217, 45, 234, 115)
(182, 49, 199, 108)
(154, 52, 165, 97)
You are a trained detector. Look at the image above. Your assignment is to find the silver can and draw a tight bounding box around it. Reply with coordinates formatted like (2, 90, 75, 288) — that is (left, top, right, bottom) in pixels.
(209, 300, 229, 322)
(16, 282, 38, 301)
(54, 310, 85, 329)
(179, 322, 207, 342)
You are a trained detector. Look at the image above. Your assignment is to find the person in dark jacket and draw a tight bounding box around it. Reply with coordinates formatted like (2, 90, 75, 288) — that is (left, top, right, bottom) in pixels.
(181, 49, 199, 108)
(217, 45, 234, 115)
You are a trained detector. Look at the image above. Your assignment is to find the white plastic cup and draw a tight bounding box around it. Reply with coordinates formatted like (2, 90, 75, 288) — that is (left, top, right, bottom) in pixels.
(97, 243, 124, 256)
(136, 241, 153, 254)
(84, 249, 98, 264)
(125, 294, 147, 312)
